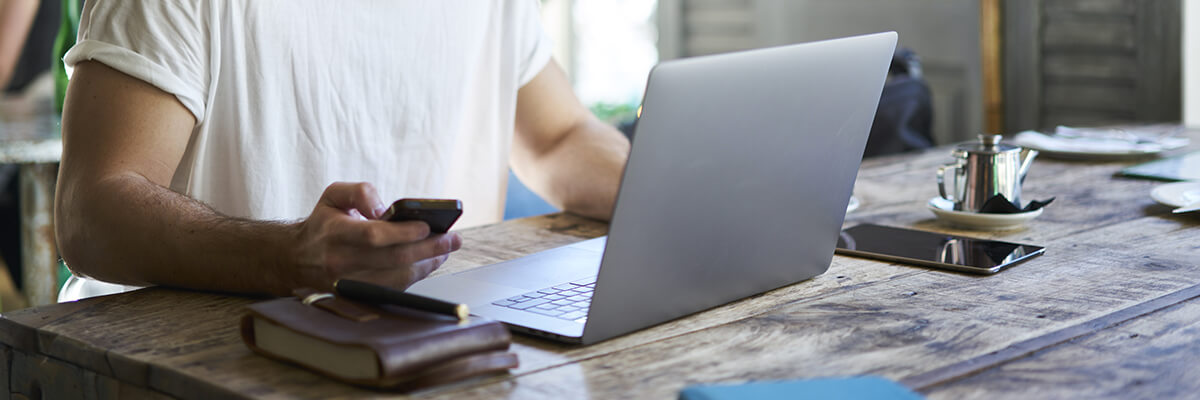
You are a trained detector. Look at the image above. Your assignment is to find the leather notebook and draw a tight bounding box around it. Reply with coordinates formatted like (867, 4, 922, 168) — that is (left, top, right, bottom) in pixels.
(240, 291, 518, 391)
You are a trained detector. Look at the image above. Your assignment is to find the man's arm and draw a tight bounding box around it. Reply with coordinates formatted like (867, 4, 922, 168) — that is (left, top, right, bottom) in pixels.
(55, 61, 460, 296)
(512, 60, 631, 221)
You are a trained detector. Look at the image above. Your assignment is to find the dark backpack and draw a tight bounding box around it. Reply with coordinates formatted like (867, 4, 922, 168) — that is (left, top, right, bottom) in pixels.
(863, 48, 934, 157)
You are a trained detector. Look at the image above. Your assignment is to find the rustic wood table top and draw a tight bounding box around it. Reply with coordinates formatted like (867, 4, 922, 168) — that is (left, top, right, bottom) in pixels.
(2, 130, 1198, 399)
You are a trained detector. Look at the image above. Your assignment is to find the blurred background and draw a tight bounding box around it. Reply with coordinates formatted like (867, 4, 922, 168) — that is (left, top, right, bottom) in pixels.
(508, 0, 1189, 219)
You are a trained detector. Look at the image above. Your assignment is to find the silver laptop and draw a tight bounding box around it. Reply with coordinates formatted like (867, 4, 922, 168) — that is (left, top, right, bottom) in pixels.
(408, 32, 897, 345)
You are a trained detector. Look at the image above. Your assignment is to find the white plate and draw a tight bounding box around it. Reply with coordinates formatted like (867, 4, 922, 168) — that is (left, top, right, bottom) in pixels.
(927, 197, 1043, 230)
(846, 195, 860, 213)
(1025, 146, 1166, 161)
(1150, 181, 1200, 208)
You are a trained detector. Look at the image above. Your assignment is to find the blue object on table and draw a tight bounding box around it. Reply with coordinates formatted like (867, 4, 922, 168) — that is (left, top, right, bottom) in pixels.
(679, 376, 924, 400)
(503, 170, 558, 220)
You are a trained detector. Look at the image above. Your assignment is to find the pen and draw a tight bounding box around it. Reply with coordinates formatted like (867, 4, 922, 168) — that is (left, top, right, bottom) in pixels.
(333, 279, 469, 321)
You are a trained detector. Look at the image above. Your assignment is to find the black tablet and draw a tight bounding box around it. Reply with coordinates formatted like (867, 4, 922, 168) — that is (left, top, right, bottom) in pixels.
(1119, 152, 1200, 182)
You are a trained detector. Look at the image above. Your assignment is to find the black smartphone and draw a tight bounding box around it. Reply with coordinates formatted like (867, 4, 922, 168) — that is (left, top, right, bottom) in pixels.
(834, 224, 1045, 274)
(380, 198, 463, 234)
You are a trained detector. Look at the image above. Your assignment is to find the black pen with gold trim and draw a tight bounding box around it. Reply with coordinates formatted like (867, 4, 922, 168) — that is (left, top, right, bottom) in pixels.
(333, 279, 469, 321)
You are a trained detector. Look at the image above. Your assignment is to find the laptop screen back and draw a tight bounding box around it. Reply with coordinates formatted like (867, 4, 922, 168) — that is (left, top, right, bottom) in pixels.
(582, 32, 897, 344)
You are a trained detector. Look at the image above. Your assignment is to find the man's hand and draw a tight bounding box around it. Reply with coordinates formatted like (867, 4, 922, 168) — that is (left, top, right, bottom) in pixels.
(290, 182, 462, 291)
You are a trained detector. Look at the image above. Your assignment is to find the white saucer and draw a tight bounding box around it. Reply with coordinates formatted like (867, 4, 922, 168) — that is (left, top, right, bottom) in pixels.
(927, 197, 1043, 230)
(847, 195, 860, 213)
(1150, 181, 1200, 208)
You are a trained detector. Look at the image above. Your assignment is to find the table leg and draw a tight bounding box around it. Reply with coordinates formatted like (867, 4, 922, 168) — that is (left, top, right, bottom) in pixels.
(19, 163, 57, 307)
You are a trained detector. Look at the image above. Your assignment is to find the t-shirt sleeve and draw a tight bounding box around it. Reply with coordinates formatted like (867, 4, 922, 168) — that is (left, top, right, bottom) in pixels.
(515, 0, 554, 87)
(63, 0, 209, 123)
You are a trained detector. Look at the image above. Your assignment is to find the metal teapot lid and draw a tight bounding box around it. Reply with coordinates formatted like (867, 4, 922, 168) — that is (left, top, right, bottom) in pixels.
(955, 134, 1022, 154)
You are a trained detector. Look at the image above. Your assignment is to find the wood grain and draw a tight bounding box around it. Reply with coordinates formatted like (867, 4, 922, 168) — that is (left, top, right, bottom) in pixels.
(903, 281, 1200, 391)
(7, 346, 173, 400)
(1043, 53, 1137, 81)
(0, 298, 95, 352)
(1, 130, 1196, 399)
(90, 371, 174, 400)
(436, 215, 1200, 399)
(923, 284, 1200, 399)
(1134, 0, 1182, 123)
(1004, 0, 1181, 130)
(1043, 0, 1133, 16)
(10, 349, 87, 399)
(430, 132, 1200, 399)
(10, 227, 924, 399)
(1042, 16, 1135, 50)
(1043, 83, 1136, 114)
(1003, 0, 1042, 132)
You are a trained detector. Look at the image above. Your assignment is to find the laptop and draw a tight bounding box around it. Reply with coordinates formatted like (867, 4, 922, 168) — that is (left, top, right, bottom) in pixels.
(408, 32, 897, 345)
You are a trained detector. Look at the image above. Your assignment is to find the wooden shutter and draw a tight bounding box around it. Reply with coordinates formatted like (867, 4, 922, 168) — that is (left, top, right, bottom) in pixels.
(1005, 0, 1181, 131)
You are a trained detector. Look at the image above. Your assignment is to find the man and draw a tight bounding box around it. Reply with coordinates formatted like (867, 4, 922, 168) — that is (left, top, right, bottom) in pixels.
(54, 1, 630, 297)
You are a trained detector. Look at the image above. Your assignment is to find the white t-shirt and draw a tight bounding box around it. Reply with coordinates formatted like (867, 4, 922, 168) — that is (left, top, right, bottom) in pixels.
(58, 0, 552, 301)
(65, 0, 552, 227)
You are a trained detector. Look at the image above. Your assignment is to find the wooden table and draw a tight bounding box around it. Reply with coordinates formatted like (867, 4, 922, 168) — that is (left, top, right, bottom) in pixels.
(1, 131, 1198, 399)
(0, 95, 62, 308)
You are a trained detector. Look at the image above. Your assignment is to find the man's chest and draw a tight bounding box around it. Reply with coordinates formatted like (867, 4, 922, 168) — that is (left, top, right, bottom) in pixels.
(209, 2, 515, 137)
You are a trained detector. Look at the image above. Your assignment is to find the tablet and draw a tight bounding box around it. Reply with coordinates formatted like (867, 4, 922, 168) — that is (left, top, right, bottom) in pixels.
(835, 224, 1045, 274)
(1119, 152, 1200, 182)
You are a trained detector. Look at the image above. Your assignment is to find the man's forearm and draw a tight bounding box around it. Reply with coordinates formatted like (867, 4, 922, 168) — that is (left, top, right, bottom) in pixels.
(521, 117, 630, 221)
(511, 61, 631, 221)
(56, 172, 300, 296)
(56, 61, 460, 297)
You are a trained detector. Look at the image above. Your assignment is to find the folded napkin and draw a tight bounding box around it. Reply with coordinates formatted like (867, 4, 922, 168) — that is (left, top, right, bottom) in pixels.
(979, 194, 1054, 214)
(1013, 125, 1188, 154)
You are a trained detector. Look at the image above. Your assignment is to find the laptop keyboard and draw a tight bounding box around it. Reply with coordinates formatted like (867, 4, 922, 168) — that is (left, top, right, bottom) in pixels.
(491, 276, 596, 322)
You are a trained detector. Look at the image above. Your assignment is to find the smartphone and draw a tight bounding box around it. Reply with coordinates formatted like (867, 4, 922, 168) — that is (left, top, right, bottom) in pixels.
(380, 198, 463, 233)
(834, 224, 1044, 274)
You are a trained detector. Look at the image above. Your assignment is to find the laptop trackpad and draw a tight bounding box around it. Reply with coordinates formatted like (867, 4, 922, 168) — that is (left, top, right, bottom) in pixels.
(461, 246, 602, 289)
(406, 274, 525, 306)
(408, 242, 603, 304)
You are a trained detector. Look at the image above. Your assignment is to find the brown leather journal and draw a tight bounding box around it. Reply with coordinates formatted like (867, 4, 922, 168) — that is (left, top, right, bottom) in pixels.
(240, 292, 518, 391)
